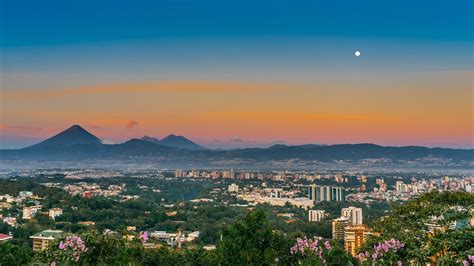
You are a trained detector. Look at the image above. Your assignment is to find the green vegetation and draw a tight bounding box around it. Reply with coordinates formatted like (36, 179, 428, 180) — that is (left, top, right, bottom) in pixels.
(359, 191, 474, 265)
(0, 175, 472, 265)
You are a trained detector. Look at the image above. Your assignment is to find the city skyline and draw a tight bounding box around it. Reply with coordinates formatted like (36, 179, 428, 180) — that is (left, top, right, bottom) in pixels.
(1, 0, 473, 149)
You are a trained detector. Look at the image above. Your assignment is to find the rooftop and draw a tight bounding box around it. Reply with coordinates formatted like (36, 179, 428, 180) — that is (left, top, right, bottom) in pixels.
(30, 230, 63, 239)
(0, 233, 12, 241)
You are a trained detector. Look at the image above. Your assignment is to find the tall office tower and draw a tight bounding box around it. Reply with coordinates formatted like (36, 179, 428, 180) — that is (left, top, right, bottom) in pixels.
(308, 184, 317, 201)
(308, 185, 346, 202)
(341, 206, 363, 225)
(332, 217, 350, 240)
(308, 210, 327, 222)
(344, 224, 373, 256)
(331, 186, 346, 202)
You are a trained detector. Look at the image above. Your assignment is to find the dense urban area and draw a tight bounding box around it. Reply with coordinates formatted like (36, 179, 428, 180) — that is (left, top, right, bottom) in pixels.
(0, 168, 472, 265)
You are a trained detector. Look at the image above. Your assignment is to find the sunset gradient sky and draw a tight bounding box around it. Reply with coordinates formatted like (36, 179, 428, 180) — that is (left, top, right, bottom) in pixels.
(1, 0, 473, 149)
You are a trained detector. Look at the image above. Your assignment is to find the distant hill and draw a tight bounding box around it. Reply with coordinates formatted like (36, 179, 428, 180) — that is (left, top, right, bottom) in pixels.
(0, 125, 473, 169)
(141, 134, 206, 150)
(26, 125, 101, 149)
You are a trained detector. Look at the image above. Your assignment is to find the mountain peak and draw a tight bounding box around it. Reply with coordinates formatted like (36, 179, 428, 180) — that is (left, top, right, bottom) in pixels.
(162, 134, 186, 141)
(66, 125, 87, 132)
(141, 134, 205, 150)
(26, 125, 101, 148)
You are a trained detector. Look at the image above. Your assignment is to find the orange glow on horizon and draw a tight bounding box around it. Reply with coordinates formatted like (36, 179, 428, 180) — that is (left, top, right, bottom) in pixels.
(1, 74, 473, 148)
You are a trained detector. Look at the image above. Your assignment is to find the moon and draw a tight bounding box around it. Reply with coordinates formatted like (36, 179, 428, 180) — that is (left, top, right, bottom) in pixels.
(354, 50, 361, 57)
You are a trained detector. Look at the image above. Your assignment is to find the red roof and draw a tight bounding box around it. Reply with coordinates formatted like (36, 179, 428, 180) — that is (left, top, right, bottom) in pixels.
(0, 233, 12, 240)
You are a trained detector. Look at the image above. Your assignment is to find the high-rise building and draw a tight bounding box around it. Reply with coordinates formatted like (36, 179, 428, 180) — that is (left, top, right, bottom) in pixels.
(332, 217, 350, 240)
(331, 187, 345, 201)
(341, 207, 363, 225)
(344, 224, 374, 256)
(174, 170, 186, 178)
(308, 185, 346, 202)
(308, 210, 327, 222)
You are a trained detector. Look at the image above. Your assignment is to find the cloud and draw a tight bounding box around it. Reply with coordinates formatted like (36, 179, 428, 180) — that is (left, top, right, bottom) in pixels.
(125, 120, 139, 129)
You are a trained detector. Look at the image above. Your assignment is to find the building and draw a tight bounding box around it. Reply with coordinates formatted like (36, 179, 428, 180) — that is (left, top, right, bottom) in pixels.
(308, 210, 327, 222)
(344, 224, 374, 256)
(19, 191, 33, 198)
(187, 231, 200, 241)
(174, 170, 186, 178)
(151, 231, 171, 241)
(30, 230, 63, 251)
(308, 185, 346, 202)
(228, 183, 239, 193)
(48, 208, 63, 220)
(271, 189, 281, 198)
(2, 217, 17, 227)
(0, 202, 12, 210)
(238, 194, 314, 208)
(395, 181, 408, 192)
(0, 233, 12, 242)
(341, 207, 363, 225)
(332, 217, 350, 241)
(22, 205, 42, 220)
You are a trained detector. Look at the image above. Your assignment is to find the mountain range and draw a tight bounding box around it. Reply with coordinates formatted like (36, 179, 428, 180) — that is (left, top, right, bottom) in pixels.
(1, 125, 473, 169)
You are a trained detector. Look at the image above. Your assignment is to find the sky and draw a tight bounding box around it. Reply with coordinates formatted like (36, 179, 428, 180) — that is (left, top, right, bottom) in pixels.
(0, 0, 473, 149)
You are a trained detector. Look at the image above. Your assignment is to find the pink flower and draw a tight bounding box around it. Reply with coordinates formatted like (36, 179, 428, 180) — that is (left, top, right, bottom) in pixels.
(139, 231, 149, 244)
(324, 241, 331, 250)
(469, 255, 474, 262)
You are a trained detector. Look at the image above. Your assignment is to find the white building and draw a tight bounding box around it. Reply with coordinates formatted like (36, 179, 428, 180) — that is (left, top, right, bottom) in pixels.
(228, 183, 239, 193)
(19, 191, 33, 198)
(341, 207, 363, 225)
(48, 208, 63, 220)
(151, 231, 171, 241)
(308, 210, 327, 222)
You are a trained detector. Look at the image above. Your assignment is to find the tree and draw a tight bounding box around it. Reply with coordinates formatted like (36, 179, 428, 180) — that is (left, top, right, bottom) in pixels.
(0, 242, 32, 265)
(218, 210, 292, 265)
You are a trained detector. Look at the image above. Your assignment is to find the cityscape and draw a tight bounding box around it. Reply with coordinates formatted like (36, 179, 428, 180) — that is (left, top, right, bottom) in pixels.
(1, 0, 473, 265)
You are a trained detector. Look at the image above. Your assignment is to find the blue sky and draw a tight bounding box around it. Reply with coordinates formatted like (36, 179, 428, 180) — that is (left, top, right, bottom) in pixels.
(2, 0, 472, 47)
